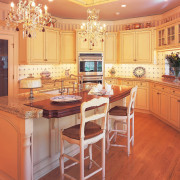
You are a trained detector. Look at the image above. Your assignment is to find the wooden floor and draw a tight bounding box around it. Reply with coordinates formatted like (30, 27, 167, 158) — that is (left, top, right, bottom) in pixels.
(40, 112, 180, 180)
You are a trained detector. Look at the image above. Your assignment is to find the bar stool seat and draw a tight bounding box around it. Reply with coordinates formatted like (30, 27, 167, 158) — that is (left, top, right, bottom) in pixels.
(109, 106, 133, 116)
(63, 122, 103, 140)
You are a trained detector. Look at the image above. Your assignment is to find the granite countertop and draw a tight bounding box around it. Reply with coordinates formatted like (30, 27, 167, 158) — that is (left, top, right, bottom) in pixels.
(105, 76, 180, 88)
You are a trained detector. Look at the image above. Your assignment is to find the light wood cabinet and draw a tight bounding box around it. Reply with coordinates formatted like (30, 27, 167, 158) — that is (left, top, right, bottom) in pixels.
(60, 31, 76, 63)
(157, 19, 180, 50)
(76, 31, 104, 52)
(169, 95, 180, 128)
(19, 28, 60, 64)
(104, 32, 117, 63)
(121, 80, 149, 110)
(150, 83, 180, 129)
(119, 29, 153, 64)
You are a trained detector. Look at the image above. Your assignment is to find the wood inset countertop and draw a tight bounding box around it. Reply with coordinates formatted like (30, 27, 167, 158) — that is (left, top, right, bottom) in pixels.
(26, 85, 131, 118)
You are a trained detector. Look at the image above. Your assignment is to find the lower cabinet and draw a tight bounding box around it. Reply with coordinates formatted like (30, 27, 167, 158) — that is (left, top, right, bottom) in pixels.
(169, 95, 180, 128)
(150, 83, 180, 129)
(121, 80, 149, 111)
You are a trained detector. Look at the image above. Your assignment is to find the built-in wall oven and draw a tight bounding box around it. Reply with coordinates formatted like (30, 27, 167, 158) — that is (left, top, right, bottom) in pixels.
(78, 53, 104, 84)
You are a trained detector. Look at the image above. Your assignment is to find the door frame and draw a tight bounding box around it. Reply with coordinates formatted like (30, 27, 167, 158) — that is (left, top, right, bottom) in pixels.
(0, 30, 18, 97)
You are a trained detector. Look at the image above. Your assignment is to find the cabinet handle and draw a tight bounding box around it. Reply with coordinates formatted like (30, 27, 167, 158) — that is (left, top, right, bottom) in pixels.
(133, 59, 137, 61)
(44, 59, 48, 61)
(157, 92, 160, 95)
(173, 90, 175, 93)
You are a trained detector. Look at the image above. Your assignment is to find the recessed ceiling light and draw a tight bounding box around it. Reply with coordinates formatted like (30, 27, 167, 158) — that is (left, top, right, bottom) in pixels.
(164, 0, 168, 1)
(48, 0, 54, 2)
(121, 4, 127, 8)
(116, 12, 120, 15)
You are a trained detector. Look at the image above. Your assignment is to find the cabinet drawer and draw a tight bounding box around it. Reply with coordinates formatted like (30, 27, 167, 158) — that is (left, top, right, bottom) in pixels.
(152, 84, 170, 93)
(135, 81, 148, 87)
(171, 88, 180, 97)
(121, 80, 134, 86)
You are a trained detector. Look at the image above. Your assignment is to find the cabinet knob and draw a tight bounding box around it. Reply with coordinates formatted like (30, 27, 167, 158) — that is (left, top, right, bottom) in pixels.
(44, 59, 48, 61)
(133, 59, 137, 61)
(178, 100, 180, 102)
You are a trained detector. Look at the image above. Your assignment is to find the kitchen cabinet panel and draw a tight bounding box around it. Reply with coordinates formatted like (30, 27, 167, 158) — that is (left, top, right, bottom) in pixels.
(120, 32, 135, 63)
(169, 95, 180, 128)
(76, 31, 104, 52)
(19, 27, 60, 64)
(119, 29, 153, 64)
(45, 29, 59, 63)
(105, 32, 117, 63)
(151, 88, 159, 115)
(60, 31, 76, 63)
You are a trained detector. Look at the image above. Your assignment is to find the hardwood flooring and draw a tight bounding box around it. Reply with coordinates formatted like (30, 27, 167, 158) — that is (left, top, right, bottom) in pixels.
(40, 112, 180, 180)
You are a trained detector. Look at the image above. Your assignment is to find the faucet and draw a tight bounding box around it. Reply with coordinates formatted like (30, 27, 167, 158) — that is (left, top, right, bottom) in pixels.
(70, 74, 84, 91)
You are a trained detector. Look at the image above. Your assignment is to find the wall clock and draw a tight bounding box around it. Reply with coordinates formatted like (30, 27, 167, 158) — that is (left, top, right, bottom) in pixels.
(133, 67, 146, 78)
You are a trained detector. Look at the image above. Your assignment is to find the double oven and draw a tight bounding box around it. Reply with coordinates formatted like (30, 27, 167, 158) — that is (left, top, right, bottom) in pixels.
(78, 53, 104, 84)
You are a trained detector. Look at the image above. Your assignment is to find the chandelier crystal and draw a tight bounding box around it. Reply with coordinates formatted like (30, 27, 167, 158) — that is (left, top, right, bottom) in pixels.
(6, 0, 54, 38)
(80, 8, 106, 47)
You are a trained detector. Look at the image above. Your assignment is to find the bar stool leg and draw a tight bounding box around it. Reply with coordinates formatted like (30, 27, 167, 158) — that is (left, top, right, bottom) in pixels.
(127, 117, 130, 156)
(88, 144, 92, 169)
(80, 140, 84, 180)
(132, 115, 135, 146)
(113, 121, 118, 143)
(102, 136, 106, 180)
(60, 134, 64, 180)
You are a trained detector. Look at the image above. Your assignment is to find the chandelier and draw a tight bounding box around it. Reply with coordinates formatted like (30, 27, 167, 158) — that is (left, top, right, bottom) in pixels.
(6, 0, 54, 38)
(80, 8, 106, 47)
(69, 0, 118, 7)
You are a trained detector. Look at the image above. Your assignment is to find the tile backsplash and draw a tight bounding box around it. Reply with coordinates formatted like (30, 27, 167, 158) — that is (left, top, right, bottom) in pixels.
(18, 49, 179, 80)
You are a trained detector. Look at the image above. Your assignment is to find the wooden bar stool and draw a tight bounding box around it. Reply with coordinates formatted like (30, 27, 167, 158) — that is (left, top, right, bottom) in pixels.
(106, 86, 138, 156)
(60, 97, 109, 180)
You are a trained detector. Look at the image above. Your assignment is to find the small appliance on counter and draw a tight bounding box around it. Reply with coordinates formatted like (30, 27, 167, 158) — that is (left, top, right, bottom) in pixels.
(40, 69, 51, 79)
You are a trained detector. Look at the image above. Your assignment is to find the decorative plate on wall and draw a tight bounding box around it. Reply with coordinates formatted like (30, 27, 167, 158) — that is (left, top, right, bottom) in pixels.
(133, 67, 146, 78)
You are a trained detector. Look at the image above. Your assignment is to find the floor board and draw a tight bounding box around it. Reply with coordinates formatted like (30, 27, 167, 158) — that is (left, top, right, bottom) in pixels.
(40, 112, 180, 180)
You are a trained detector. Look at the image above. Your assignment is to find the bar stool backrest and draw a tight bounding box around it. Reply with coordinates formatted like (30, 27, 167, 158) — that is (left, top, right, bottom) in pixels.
(80, 97, 109, 139)
(127, 86, 138, 115)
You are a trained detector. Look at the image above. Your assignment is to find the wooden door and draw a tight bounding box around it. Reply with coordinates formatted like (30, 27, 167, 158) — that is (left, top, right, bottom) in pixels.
(105, 32, 117, 63)
(169, 95, 180, 128)
(136, 30, 152, 63)
(0, 34, 14, 97)
(45, 29, 59, 63)
(159, 92, 170, 121)
(151, 89, 159, 115)
(29, 30, 44, 64)
(120, 31, 135, 63)
(60, 31, 76, 63)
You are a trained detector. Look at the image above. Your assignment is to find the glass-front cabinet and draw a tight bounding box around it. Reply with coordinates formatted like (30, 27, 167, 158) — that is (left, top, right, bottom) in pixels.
(157, 20, 180, 49)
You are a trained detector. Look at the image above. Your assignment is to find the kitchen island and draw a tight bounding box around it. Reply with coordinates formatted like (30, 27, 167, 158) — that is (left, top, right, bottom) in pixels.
(0, 85, 131, 180)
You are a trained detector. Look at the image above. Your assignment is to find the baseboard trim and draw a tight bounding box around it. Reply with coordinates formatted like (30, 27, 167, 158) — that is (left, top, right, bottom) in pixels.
(33, 145, 80, 180)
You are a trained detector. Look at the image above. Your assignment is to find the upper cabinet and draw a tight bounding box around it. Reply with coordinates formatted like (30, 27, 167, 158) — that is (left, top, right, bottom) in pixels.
(19, 27, 60, 64)
(76, 31, 104, 52)
(60, 31, 76, 64)
(156, 20, 180, 50)
(104, 32, 117, 64)
(118, 28, 154, 64)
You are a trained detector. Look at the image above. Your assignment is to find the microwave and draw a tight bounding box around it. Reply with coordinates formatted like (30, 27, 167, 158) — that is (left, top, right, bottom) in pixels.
(78, 53, 103, 76)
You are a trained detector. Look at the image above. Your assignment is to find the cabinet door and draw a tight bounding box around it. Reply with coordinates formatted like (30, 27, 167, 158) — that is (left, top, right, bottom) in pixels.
(92, 36, 104, 51)
(45, 29, 59, 63)
(60, 32, 76, 63)
(169, 95, 180, 128)
(29, 30, 44, 64)
(105, 33, 117, 63)
(120, 32, 135, 63)
(136, 30, 152, 63)
(136, 87, 149, 110)
(76, 32, 89, 51)
(159, 92, 170, 121)
(152, 89, 159, 115)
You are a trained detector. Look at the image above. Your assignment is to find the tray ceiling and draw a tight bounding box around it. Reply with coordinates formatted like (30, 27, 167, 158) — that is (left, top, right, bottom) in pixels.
(0, 0, 180, 21)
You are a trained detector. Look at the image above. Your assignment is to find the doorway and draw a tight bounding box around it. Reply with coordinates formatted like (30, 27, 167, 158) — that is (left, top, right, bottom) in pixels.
(0, 35, 14, 97)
